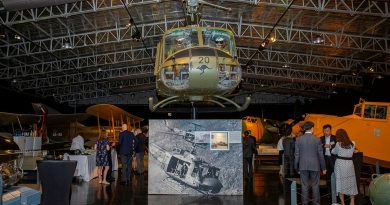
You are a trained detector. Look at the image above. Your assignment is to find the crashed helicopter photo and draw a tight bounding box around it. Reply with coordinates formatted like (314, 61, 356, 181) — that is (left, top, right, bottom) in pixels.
(148, 120, 243, 195)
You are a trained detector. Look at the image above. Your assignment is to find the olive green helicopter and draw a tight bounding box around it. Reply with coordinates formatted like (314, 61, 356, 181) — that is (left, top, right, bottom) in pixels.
(148, 0, 251, 112)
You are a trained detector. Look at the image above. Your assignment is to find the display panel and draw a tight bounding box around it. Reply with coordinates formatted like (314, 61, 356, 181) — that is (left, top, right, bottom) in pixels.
(148, 120, 243, 195)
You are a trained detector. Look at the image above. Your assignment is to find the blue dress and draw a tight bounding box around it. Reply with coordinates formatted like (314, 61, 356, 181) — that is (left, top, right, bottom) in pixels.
(96, 139, 110, 166)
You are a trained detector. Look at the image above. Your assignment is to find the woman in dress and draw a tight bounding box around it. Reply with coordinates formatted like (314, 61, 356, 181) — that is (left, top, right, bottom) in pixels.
(94, 130, 110, 185)
(332, 129, 358, 205)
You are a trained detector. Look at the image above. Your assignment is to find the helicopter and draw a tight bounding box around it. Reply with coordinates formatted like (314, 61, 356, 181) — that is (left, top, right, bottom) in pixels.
(148, 0, 251, 112)
(163, 120, 204, 145)
(149, 143, 223, 194)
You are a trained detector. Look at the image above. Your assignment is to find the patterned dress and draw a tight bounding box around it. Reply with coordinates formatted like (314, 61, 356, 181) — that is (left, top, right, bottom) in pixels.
(96, 138, 110, 166)
(331, 142, 358, 196)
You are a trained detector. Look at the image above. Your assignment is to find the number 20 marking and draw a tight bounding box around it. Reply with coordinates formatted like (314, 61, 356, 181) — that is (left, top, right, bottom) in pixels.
(198, 57, 210, 64)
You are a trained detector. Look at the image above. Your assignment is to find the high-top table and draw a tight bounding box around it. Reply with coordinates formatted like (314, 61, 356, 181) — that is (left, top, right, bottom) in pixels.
(37, 160, 77, 205)
(63, 149, 118, 182)
(63, 154, 97, 182)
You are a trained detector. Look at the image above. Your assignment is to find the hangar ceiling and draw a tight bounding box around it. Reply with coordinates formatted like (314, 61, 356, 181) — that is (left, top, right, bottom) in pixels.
(0, 0, 389, 106)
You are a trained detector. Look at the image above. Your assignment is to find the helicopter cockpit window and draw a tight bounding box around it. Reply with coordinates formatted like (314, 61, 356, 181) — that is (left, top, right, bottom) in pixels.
(353, 105, 362, 117)
(165, 28, 198, 58)
(363, 104, 387, 119)
(160, 64, 190, 90)
(364, 105, 375, 118)
(375, 106, 387, 119)
(202, 28, 234, 55)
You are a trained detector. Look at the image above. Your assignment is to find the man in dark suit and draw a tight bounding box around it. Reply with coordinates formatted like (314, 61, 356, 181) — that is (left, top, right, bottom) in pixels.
(243, 130, 257, 180)
(320, 124, 336, 196)
(295, 121, 326, 205)
(118, 124, 138, 185)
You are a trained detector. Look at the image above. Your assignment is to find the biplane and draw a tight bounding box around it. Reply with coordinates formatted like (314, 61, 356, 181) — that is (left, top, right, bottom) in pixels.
(85, 104, 143, 142)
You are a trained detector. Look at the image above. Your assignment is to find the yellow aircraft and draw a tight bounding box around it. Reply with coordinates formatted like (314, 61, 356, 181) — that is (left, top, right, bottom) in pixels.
(242, 117, 264, 143)
(148, 0, 251, 112)
(242, 116, 283, 144)
(293, 99, 390, 168)
(85, 104, 143, 142)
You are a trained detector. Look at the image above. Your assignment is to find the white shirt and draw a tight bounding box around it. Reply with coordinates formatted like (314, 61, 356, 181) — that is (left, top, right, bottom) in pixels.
(277, 136, 285, 151)
(325, 135, 331, 156)
(70, 135, 85, 151)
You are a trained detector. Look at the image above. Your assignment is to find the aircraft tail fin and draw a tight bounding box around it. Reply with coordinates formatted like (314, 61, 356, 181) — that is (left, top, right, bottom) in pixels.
(31, 103, 61, 114)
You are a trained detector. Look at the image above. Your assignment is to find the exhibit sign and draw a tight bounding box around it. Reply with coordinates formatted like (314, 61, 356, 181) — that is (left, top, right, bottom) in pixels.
(148, 119, 243, 195)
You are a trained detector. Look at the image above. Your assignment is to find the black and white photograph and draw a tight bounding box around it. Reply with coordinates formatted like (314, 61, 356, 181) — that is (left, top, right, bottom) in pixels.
(148, 120, 243, 195)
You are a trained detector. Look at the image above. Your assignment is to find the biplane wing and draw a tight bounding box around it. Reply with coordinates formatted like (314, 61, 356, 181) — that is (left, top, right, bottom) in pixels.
(0, 112, 41, 126)
(86, 104, 143, 141)
(47, 113, 90, 124)
(86, 104, 143, 124)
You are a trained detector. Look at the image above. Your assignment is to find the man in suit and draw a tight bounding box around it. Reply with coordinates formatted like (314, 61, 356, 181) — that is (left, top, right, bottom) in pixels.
(295, 121, 326, 205)
(118, 124, 138, 185)
(243, 130, 257, 180)
(320, 124, 336, 196)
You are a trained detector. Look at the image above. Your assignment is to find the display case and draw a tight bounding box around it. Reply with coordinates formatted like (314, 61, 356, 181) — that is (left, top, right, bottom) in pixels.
(0, 136, 23, 188)
(0, 151, 23, 188)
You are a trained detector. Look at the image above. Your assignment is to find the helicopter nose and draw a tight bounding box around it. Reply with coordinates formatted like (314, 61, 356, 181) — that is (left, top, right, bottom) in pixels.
(201, 177, 223, 193)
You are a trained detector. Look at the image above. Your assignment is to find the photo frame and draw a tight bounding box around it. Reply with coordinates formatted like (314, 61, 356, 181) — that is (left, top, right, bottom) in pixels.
(210, 131, 229, 150)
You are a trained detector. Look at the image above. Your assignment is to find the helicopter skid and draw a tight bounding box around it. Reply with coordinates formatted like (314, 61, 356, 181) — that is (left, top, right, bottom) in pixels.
(148, 95, 251, 112)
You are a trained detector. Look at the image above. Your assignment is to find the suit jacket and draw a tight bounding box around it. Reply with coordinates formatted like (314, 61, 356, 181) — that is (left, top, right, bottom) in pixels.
(320, 135, 336, 156)
(118, 130, 138, 155)
(243, 135, 256, 158)
(294, 132, 326, 171)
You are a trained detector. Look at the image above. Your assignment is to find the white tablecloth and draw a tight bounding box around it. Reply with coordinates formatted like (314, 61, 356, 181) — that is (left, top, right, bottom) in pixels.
(65, 154, 98, 182)
(64, 150, 118, 182)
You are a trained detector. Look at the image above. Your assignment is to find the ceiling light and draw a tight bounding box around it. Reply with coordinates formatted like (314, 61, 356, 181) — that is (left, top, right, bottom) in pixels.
(269, 36, 276, 43)
(376, 75, 383, 79)
(352, 72, 357, 76)
(62, 42, 73, 49)
(368, 66, 375, 72)
(14, 34, 21, 40)
(282, 64, 290, 68)
(331, 83, 336, 87)
(259, 39, 269, 51)
(127, 18, 134, 27)
(332, 90, 337, 94)
(313, 35, 324, 44)
(260, 84, 265, 87)
(98, 68, 102, 72)
(12, 79, 17, 83)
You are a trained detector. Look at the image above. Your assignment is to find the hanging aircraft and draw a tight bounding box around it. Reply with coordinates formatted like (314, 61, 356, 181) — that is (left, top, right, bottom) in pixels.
(148, 0, 251, 112)
(293, 99, 390, 168)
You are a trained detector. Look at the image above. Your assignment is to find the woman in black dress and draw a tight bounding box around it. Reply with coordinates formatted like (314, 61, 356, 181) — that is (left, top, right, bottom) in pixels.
(95, 130, 110, 184)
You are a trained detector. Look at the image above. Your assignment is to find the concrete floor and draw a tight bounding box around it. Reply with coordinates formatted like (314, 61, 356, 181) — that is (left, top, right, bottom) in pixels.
(67, 167, 370, 205)
(19, 164, 372, 205)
